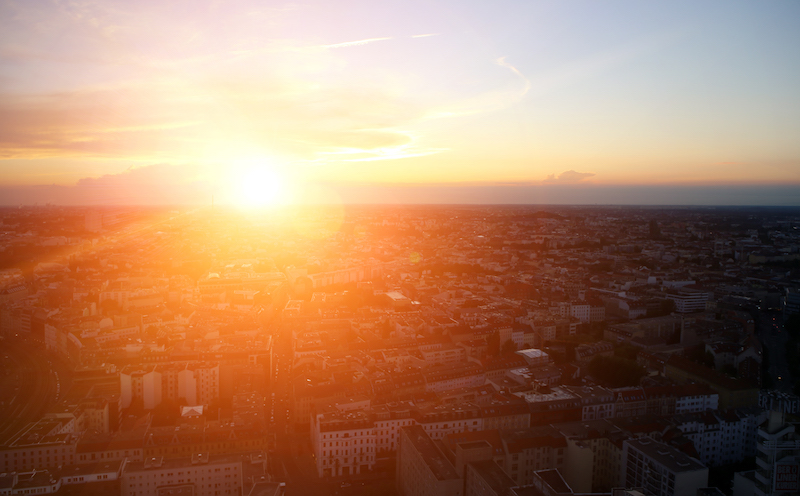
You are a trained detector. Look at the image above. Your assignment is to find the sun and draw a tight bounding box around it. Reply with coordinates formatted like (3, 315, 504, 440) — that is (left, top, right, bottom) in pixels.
(232, 162, 290, 207)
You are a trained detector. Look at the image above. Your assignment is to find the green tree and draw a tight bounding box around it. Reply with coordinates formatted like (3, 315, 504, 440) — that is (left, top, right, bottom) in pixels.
(501, 339, 517, 355)
(786, 314, 800, 339)
(486, 332, 500, 356)
(588, 355, 645, 387)
(614, 344, 640, 360)
(380, 319, 392, 339)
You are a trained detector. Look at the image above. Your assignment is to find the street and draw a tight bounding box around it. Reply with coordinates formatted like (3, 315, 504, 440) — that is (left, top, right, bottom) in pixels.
(0, 338, 68, 444)
(758, 311, 793, 393)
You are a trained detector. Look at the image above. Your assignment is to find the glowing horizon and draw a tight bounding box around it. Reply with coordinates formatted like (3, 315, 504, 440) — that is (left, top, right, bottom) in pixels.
(1, 0, 799, 205)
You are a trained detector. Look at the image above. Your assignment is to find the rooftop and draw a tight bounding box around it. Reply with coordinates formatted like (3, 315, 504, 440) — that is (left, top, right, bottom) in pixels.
(626, 437, 706, 473)
(401, 425, 459, 482)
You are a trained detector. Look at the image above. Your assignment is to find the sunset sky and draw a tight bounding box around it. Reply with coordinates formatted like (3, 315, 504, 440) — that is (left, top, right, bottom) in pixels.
(1, 0, 799, 205)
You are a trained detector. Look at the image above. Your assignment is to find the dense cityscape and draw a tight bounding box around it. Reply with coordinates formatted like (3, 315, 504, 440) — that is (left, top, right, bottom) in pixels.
(2, 0, 799, 494)
(1, 205, 799, 496)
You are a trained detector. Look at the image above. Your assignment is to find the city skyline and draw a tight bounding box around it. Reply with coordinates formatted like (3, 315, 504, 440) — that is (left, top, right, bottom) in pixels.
(1, 0, 799, 205)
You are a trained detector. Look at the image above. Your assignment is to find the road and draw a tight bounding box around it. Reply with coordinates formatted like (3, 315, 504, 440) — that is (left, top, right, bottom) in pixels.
(266, 324, 331, 496)
(265, 324, 397, 496)
(0, 338, 68, 444)
(758, 311, 793, 393)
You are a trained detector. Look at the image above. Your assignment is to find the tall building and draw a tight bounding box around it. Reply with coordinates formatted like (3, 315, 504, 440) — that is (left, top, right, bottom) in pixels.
(755, 410, 800, 495)
(784, 287, 800, 319)
(665, 290, 709, 314)
(120, 362, 220, 410)
(120, 365, 161, 410)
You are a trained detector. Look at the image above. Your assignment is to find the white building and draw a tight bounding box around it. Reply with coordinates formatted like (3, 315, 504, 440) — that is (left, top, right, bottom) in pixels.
(373, 403, 417, 453)
(674, 387, 719, 414)
(311, 400, 514, 471)
(120, 365, 161, 410)
(665, 290, 709, 313)
(121, 362, 219, 410)
(670, 408, 763, 468)
(570, 302, 591, 323)
(672, 412, 722, 466)
(181, 362, 220, 406)
(515, 348, 551, 368)
(312, 410, 376, 478)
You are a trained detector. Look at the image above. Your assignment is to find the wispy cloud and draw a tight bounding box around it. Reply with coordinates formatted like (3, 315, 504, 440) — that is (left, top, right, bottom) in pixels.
(411, 33, 439, 39)
(321, 37, 392, 49)
(496, 56, 531, 97)
(544, 170, 596, 183)
(0, 76, 430, 166)
(426, 56, 531, 119)
(321, 144, 449, 163)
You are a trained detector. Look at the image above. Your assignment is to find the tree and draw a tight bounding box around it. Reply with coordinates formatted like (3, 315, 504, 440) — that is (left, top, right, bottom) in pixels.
(647, 299, 675, 318)
(486, 332, 500, 356)
(703, 351, 715, 368)
(501, 339, 517, 355)
(588, 355, 645, 387)
(649, 220, 661, 239)
(786, 314, 800, 339)
(380, 319, 392, 339)
(145, 325, 159, 339)
(614, 343, 640, 360)
(99, 298, 120, 315)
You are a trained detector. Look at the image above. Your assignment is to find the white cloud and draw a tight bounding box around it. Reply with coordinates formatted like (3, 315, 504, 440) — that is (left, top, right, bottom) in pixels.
(545, 170, 596, 182)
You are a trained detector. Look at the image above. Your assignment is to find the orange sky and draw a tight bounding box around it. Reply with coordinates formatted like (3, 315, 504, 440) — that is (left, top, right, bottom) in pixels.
(1, 0, 799, 205)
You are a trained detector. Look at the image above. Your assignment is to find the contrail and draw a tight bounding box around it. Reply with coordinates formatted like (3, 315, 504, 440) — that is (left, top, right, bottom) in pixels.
(322, 37, 392, 49)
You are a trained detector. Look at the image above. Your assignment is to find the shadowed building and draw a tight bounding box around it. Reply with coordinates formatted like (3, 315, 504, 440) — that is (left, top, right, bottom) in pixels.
(397, 425, 462, 496)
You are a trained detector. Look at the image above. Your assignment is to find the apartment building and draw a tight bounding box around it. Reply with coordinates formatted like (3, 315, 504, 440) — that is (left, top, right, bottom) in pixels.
(622, 437, 708, 496)
(312, 410, 377, 478)
(396, 426, 462, 496)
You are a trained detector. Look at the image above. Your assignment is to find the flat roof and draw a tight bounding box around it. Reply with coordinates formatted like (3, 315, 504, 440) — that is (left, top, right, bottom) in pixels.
(516, 348, 549, 359)
(626, 437, 706, 473)
(515, 387, 577, 404)
(469, 460, 517, 493)
(535, 469, 573, 493)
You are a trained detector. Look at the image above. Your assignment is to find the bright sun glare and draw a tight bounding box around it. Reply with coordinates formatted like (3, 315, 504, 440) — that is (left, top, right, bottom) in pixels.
(232, 163, 288, 207)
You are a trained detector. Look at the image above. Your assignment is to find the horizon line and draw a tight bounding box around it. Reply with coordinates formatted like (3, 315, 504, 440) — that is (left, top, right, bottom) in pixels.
(3, 203, 800, 208)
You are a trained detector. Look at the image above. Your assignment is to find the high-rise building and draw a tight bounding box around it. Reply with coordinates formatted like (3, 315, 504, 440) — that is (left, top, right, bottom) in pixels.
(755, 410, 800, 495)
